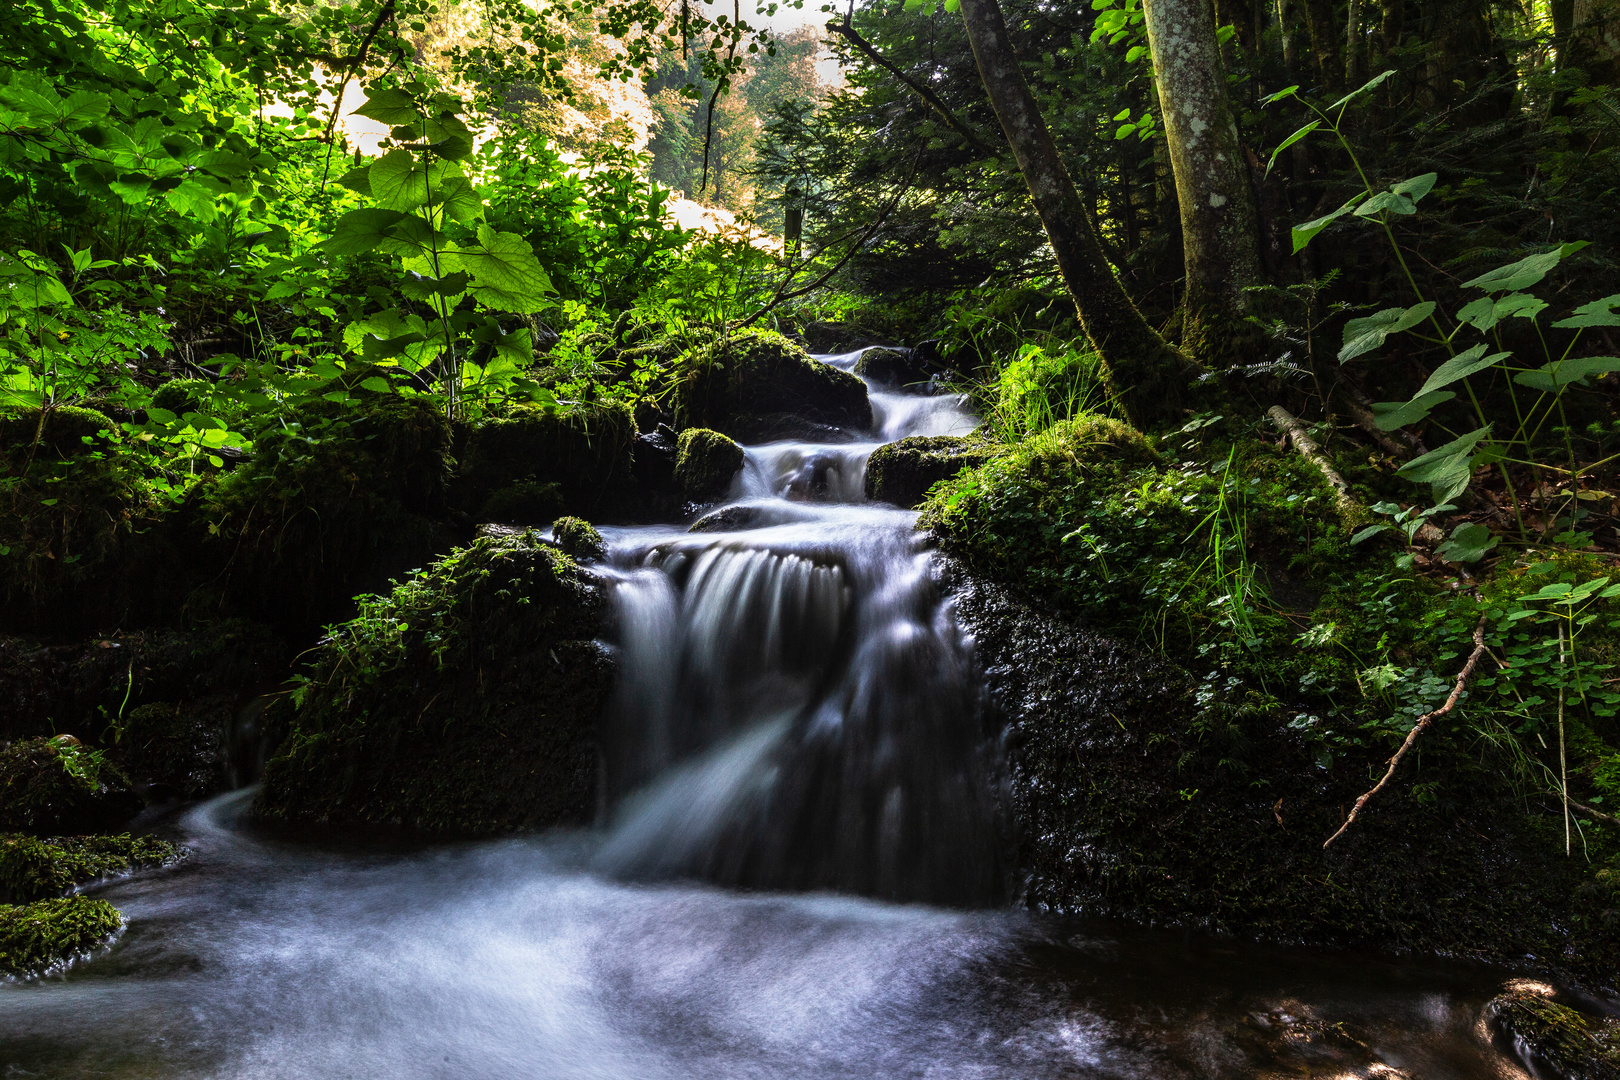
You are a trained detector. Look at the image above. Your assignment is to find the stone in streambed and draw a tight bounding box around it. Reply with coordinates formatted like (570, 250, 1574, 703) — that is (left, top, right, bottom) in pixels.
(0, 736, 142, 835)
(0, 832, 183, 904)
(853, 347, 930, 390)
(865, 436, 989, 509)
(1487, 988, 1620, 1080)
(0, 895, 123, 979)
(672, 330, 872, 441)
(674, 428, 744, 503)
(551, 516, 606, 561)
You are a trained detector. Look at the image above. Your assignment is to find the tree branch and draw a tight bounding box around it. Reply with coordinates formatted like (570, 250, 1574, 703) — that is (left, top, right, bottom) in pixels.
(1323, 616, 1489, 849)
(1268, 405, 1359, 522)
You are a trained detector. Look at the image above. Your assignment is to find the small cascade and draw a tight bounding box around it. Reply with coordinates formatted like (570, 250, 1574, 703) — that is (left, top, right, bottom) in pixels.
(595, 347, 1004, 906)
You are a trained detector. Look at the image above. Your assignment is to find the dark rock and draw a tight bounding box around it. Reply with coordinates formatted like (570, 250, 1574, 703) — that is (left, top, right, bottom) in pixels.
(632, 425, 678, 491)
(118, 698, 233, 800)
(551, 516, 606, 561)
(674, 428, 744, 502)
(257, 531, 613, 834)
(456, 399, 638, 521)
(689, 505, 768, 533)
(0, 895, 124, 979)
(724, 413, 864, 444)
(1487, 988, 1620, 1080)
(0, 736, 142, 835)
(853, 347, 929, 390)
(865, 436, 989, 508)
(481, 479, 563, 525)
(672, 330, 872, 440)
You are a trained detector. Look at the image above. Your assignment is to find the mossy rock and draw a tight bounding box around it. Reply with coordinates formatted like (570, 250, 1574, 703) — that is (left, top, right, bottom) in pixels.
(0, 405, 113, 458)
(551, 516, 606, 561)
(865, 435, 989, 508)
(0, 832, 182, 904)
(672, 330, 872, 441)
(149, 378, 213, 419)
(853, 347, 928, 389)
(674, 428, 744, 502)
(1488, 989, 1620, 1080)
(119, 698, 232, 799)
(201, 388, 458, 629)
(457, 400, 638, 519)
(257, 531, 613, 834)
(0, 737, 142, 835)
(0, 895, 123, 979)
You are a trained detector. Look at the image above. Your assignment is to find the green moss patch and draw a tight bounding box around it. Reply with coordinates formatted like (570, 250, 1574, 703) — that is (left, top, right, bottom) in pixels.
(457, 399, 637, 520)
(672, 329, 872, 441)
(551, 516, 606, 560)
(673, 428, 743, 502)
(865, 435, 989, 508)
(0, 737, 141, 836)
(0, 833, 182, 904)
(257, 531, 613, 834)
(0, 896, 123, 979)
(1488, 989, 1620, 1080)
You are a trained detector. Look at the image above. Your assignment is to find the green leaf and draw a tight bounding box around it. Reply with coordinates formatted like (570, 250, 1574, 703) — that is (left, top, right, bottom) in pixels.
(321, 208, 408, 257)
(1339, 301, 1435, 362)
(1415, 344, 1508, 396)
(442, 226, 552, 314)
(1457, 291, 1546, 332)
(1266, 120, 1319, 178)
(336, 165, 373, 196)
(1115, 124, 1136, 140)
(1391, 172, 1438, 204)
(368, 149, 429, 212)
(1327, 69, 1395, 111)
(1370, 390, 1454, 430)
(1513, 356, 1620, 393)
(1291, 194, 1366, 254)
(1351, 524, 1392, 544)
(944, 0, 960, 12)
(1125, 45, 1147, 61)
(1552, 293, 1620, 330)
(361, 331, 427, 361)
(1397, 426, 1491, 504)
(400, 270, 469, 300)
(353, 87, 420, 126)
(1354, 189, 1417, 217)
(1462, 248, 1570, 293)
(1437, 522, 1499, 563)
(1261, 85, 1300, 105)
(359, 376, 393, 393)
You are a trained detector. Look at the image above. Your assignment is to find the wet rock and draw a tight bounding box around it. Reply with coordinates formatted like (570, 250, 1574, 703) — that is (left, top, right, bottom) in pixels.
(0, 895, 123, 979)
(1488, 988, 1620, 1080)
(481, 479, 564, 525)
(723, 413, 864, 444)
(551, 516, 606, 561)
(118, 698, 233, 800)
(865, 436, 989, 508)
(672, 330, 872, 440)
(257, 531, 613, 835)
(0, 737, 142, 835)
(0, 405, 113, 457)
(456, 399, 638, 521)
(674, 428, 744, 502)
(688, 505, 767, 533)
(853, 347, 929, 390)
(0, 832, 183, 904)
(632, 424, 678, 491)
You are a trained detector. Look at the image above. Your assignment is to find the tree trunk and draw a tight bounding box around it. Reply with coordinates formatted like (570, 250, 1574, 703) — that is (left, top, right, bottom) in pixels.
(1570, 0, 1620, 84)
(1141, 0, 1264, 360)
(956, 0, 1197, 427)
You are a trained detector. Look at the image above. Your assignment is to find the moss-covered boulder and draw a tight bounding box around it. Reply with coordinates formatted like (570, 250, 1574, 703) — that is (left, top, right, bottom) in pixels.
(457, 400, 637, 521)
(0, 405, 113, 457)
(1488, 989, 1620, 1080)
(674, 428, 744, 502)
(865, 435, 989, 508)
(672, 330, 872, 442)
(119, 698, 233, 799)
(201, 385, 458, 629)
(0, 737, 142, 835)
(0, 895, 123, 979)
(0, 833, 182, 904)
(853, 347, 928, 389)
(551, 516, 606, 561)
(257, 531, 613, 834)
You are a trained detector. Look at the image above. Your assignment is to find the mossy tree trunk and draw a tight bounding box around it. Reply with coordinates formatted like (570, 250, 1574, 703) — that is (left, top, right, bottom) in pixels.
(1141, 0, 1264, 362)
(1570, 0, 1620, 83)
(956, 0, 1199, 429)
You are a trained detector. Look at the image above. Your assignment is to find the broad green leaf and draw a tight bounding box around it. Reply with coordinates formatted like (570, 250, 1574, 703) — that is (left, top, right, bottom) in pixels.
(944, 0, 959, 12)
(421, 113, 475, 161)
(1291, 194, 1366, 254)
(321, 207, 408, 257)
(1354, 190, 1417, 217)
(1415, 344, 1508, 396)
(361, 332, 426, 361)
(1115, 124, 1136, 140)
(1391, 172, 1438, 204)
(1261, 85, 1300, 105)
(433, 174, 484, 224)
(1437, 522, 1499, 563)
(1125, 45, 1147, 62)
(1457, 291, 1545, 332)
(1462, 242, 1586, 293)
(1266, 120, 1319, 177)
(336, 165, 372, 195)
(165, 179, 218, 222)
(1552, 293, 1620, 329)
(375, 214, 445, 257)
(60, 91, 110, 129)
(353, 87, 420, 126)
(1351, 524, 1392, 544)
(442, 226, 552, 314)
(1340, 301, 1435, 362)
(1397, 426, 1491, 503)
(369, 149, 429, 212)
(1327, 69, 1395, 111)
(1513, 356, 1620, 393)
(1370, 390, 1454, 430)
(400, 269, 469, 301)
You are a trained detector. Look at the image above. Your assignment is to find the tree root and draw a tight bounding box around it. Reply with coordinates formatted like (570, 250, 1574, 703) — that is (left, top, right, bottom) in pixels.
(1323, 616, 1490, 849)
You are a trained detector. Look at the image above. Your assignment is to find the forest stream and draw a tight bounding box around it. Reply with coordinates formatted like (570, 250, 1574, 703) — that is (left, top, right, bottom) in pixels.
(0, 350, 1567, 1079)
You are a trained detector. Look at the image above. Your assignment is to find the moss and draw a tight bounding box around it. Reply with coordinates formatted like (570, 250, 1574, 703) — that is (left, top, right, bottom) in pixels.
(456, 400, 637, 519)
(201, 388, 457, 629)
(852, 347, 926, 388)
(149, 378, 213, 419)
(0, 832, 182, 903)
(257, 531, 613, 834)
(672, 329, 872, 440)
(551, 516, 606, 560)
(0, 406, 113, 457)
(865, 435, 989, 508)
(119, 698, 232, 799)
(0, 737, 142, 835)
(0, 896, 123, 979)
(1488, 989, 1620, 1080)
(674, 428, 744, 502)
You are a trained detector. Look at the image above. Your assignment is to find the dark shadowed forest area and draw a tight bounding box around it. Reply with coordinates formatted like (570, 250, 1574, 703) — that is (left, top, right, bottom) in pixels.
(4, 0, 1620, 1073)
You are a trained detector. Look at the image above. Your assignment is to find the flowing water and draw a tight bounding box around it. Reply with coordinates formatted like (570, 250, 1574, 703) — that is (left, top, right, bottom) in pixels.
(0, 350, 1551, 1078)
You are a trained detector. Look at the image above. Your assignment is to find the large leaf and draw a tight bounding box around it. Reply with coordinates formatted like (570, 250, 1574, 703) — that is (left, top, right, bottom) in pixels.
(1415, 344, 1508, 396)
(1354, 189, 1417, 217)
(1370, 390, 1454, 430)
(321, 208, 408, 257)
(1265, 120, 1318, 177)
(1437, 522, 1499, 563)
(1327, 69, 1395, 111)
(1291, 194, 1365, 254)
(1456, 291, 1547, 332)
(1397, 426, 1491, 503)
(368, 149, 429, 212)
(1339, 301, 1435, 362)
(443, 226, 552, 313)
(1552, 293, 1620, 330)
(1462, 242, 1587, 293)
(1513, 356, 1620, 393)
(353, 87, 420, 127)
(1391, 172, 1438, 204)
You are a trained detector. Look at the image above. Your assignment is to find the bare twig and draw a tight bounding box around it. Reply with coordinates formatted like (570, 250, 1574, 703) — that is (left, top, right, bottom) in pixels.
(1323, 616, 1490, 849)
(1569, 798, 1620, 825)
(318, 0, 398, 191)
(825, 16, 998, 155)
(1268, 405, 1359, 522)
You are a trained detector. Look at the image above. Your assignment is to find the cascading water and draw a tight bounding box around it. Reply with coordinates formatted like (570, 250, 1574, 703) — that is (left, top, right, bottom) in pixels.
(0, 347, 1547, 1080)
(591, 362, 999, 905)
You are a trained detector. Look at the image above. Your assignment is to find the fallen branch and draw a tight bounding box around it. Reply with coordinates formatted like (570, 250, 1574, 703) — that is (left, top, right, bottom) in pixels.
(1322, 616, 1490, 849)
(1267, 405, 1359, 522)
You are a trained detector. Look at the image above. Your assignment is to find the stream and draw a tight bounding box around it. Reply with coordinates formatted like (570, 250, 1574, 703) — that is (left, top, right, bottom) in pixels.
(0, 350, 1540, 1079)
